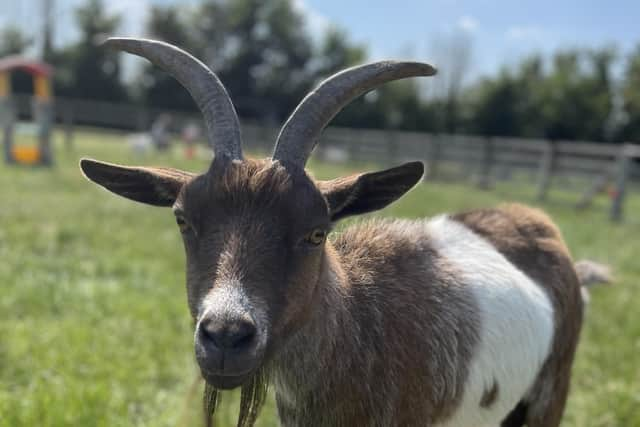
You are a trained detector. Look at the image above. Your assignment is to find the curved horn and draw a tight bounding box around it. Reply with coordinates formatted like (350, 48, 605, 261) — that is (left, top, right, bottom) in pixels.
(104, 37, 243, 160)
(273, 61, 436, 167)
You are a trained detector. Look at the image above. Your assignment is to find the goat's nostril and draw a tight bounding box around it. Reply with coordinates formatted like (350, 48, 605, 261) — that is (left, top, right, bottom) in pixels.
(199, 316, 257, 351)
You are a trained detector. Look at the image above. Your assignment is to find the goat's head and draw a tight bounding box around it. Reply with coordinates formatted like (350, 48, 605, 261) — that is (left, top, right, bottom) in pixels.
(80, 39, 435, 393)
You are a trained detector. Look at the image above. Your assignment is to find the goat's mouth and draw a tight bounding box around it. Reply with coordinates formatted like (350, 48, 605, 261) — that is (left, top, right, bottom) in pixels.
(197, 356, 264, 390)
(200, 369, 253, 390)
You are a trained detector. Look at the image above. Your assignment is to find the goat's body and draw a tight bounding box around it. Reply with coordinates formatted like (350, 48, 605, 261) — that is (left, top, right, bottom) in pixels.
(271, 204, 582, 427)
(80, 42, 592, 427)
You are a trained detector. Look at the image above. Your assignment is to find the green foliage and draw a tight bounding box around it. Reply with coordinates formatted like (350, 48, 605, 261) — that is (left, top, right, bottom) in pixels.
(7, 0, 640, 140)
(0, 26, 33, 57)
(468, 48, 618, 141)
(48, 0, 127, 103)
(0, 128, 638, 425)
(621, 45, 640, 142)
(138, 5, 198, 111)
(141, 0, 329, 120)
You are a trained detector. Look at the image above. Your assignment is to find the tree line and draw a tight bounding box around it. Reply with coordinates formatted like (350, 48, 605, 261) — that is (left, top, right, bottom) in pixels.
(2, 0, 640, 143)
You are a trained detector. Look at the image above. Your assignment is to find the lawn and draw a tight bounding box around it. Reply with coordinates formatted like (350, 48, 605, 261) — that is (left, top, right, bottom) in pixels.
(0, 127, 638, 426)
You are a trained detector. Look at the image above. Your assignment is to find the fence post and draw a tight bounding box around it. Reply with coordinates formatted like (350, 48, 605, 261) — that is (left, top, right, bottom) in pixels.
(387, 130, 398, 166)
(1, 97, 14, 164)
(477, 137, 493, 189)
(136, 109, 149, 132)
(536, 140, 556, 201)
(610, 144, 633, 222)
(64, 104, 74, 151)
(425, 134, 441, 180)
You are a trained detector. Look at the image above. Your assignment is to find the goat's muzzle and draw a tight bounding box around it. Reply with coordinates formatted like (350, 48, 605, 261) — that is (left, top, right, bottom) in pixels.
(194, 310, 265, 389)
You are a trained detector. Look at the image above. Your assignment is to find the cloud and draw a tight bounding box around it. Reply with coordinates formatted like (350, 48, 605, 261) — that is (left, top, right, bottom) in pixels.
(506, 26, 545, 42)
(457, 15, 478, 33)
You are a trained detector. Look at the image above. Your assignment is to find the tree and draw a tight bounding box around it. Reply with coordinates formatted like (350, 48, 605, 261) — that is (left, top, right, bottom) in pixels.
(428, 31, 474, 133)
(469, 56, 545, 137)
(469, 70, 523, 137)
(194, 0, 315, 120)
(0, 26, 33, 57)
(52, 0, 126, 102)
(469, 49, 616, 142)
(621, 45, 640, 142)
(312, 27, 366, 77)
(540, 48, 616, 141)
(140, 0, 368, 125)
(138, 5, 196, 110)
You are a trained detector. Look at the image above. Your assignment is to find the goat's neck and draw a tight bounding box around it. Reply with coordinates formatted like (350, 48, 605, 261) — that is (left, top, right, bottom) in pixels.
(270, 241, 353, 404)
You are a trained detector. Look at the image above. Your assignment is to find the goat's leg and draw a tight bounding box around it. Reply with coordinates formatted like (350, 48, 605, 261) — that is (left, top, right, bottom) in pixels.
(523, 369, 572, 427)
(500, 401, 527, 427)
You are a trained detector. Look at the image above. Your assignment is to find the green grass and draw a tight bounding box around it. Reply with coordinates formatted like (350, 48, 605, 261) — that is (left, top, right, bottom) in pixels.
(1, 127, 638, 426)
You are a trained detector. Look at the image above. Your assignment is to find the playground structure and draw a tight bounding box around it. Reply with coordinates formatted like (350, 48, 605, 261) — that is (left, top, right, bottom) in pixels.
(0, 57, 54, 166)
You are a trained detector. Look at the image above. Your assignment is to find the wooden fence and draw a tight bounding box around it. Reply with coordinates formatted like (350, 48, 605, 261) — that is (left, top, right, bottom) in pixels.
(303, 128, 640, 222)
(9, 94, 640, 222)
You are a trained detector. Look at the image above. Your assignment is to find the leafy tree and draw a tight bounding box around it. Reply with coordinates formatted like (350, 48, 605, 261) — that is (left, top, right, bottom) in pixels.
(540, 48, 615, 141)
(193, 0, 315, 119)
(140, 0, 369, 125)
(468, 49, 616, 141)
(52, 0, 126, 102)
(429, 31, 474, 133)
(621, 45, 640, 142)
(469, 70, 523, 137)
(0, 26, 33, 57)
(312, 27, 366, 77)
(139, 5, 196, 110)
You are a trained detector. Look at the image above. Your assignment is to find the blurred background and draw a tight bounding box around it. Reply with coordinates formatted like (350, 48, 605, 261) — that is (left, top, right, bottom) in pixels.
(0, 1, 639, 426)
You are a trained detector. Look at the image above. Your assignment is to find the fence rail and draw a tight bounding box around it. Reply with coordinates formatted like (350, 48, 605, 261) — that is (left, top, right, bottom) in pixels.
(9, 94, 640, 222)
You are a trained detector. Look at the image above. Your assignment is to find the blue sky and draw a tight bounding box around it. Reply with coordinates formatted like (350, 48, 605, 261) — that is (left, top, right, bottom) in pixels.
(302, 0, 640, 77)
(2, 0, 640, 79)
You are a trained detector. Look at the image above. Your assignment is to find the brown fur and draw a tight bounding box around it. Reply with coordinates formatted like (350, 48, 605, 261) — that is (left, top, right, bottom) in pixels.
(271, 219, 481, 426)
(453, 204, 584, 426)
(81, 156, 589, 427)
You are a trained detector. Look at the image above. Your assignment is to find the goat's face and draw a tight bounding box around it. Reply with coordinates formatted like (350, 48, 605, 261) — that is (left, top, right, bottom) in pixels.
(178, 158, 329, 388)
(80, 156, 423, 389)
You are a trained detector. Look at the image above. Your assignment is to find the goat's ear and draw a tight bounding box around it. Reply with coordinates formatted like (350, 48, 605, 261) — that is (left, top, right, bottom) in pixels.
(318, 161, 424, 222)
(79, 158, 194, 207)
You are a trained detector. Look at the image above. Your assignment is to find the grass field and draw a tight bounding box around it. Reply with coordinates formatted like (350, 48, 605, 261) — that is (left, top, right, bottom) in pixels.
(1, 128, 639, 426)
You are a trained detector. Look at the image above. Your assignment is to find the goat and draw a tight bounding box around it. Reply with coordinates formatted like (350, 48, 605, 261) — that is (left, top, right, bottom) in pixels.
(80, 38, 609, 427)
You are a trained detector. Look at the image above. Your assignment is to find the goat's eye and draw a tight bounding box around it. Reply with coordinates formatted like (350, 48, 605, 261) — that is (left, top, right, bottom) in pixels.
(175, 216, 191, 233)
(306, 228, 327, 245)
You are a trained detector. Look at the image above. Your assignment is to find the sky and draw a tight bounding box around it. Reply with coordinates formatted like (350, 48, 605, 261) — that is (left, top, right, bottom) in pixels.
(2, 0, 640, 81)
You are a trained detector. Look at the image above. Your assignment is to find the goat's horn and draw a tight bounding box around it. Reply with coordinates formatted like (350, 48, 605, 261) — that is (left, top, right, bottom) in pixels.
(104, 37, 243, 160)
(272, 61, 436, 167)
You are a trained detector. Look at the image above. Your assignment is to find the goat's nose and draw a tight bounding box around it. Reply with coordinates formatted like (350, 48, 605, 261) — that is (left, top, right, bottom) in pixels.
(198, 314, 257, 351)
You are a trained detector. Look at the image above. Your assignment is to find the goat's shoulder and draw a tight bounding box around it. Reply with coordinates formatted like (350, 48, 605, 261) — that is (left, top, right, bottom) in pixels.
(331, 218, 436, 280)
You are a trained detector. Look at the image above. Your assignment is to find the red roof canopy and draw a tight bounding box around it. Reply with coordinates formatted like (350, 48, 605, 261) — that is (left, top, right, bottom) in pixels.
(0, 56, 53, 77)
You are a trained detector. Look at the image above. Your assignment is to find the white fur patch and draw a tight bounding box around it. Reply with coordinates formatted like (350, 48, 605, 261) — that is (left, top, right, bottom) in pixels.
(427, 216, 554, 427)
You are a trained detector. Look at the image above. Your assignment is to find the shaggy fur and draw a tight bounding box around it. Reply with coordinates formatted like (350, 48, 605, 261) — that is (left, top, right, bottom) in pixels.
(453, 205, 584, 426)
(79, 40, 607, 426)
(80, 158, 604, 427)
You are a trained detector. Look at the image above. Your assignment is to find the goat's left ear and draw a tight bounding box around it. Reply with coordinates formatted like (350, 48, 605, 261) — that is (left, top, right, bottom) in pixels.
(79, 158, 194, 207)
(318, 161, 424, 222)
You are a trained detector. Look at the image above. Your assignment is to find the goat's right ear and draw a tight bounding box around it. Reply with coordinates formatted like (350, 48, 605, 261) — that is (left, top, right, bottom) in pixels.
(318, 161, 424, 222)
(79, 158, 194, 207)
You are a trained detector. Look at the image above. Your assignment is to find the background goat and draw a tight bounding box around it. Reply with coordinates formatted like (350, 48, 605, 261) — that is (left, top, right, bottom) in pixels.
(80, 38, 608, 427)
